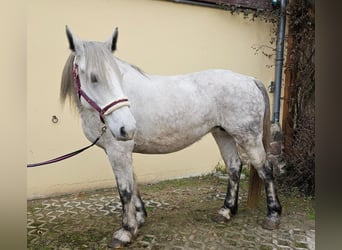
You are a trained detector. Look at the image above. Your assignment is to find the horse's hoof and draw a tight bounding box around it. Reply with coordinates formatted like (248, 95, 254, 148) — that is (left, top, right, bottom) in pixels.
(212, 213, 230, 224)
(107, 238, 127, 249)
(262, 216, 280, 230)
(213, 207, 231, 223)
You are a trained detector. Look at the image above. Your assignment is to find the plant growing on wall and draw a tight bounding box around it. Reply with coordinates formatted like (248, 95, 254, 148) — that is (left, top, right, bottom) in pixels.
(280, 0, 315, 196)
(219, 0, 280, 64)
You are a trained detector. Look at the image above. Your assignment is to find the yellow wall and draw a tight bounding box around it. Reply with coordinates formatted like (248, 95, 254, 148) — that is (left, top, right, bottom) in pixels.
(27, 0, 277, 199)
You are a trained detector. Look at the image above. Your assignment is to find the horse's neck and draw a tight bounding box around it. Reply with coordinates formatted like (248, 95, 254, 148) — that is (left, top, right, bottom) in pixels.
(114, 57, 130, 73)
(114, 57, 152, 91)
(114, 57, 146, 78)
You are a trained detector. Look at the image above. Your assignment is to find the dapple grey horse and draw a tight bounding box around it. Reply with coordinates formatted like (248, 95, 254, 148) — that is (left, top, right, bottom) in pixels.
(60, 26, 281, 248)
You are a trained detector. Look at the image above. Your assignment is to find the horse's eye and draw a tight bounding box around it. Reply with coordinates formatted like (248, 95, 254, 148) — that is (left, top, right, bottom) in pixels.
(90, 73, 98, 83)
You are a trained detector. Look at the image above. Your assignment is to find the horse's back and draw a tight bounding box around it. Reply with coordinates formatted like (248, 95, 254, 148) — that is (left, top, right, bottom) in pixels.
(124, 68, 266, 154)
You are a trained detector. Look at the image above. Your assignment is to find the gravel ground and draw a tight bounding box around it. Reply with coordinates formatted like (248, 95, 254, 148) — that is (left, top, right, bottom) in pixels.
(27, 174, 315, 249)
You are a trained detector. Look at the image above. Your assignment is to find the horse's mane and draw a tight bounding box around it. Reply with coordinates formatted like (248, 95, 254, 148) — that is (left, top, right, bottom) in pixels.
(60, 53, 77, 108)
(114, 57, 147, 77)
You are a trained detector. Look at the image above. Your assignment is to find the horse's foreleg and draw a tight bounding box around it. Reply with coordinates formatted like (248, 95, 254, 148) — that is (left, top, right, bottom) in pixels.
(106, 144, 138, 248)
(212, 130, 242, 222)
(134, 188, 147, 228)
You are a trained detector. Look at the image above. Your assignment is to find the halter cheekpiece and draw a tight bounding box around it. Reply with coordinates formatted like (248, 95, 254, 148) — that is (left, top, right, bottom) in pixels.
(72, 57, 130, 123)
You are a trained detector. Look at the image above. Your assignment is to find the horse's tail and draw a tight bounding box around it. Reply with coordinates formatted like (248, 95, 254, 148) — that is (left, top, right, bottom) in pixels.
(247, 79, 271, 209)
(256, 79, 271, 154)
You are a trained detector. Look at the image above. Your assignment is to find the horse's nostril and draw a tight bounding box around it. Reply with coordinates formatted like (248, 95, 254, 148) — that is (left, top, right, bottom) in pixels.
(120, 126, 128, 138)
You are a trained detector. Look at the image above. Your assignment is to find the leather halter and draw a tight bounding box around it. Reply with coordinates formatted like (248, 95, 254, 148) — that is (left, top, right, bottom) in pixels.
(72, 58, 130, 124)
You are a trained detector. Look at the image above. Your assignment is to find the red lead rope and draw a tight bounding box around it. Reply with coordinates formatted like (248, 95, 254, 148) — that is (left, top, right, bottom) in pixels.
(27, 127, 106, 168)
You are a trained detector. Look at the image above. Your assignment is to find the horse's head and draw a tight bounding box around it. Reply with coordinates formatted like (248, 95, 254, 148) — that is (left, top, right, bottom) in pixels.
(65, 26, 136, 141)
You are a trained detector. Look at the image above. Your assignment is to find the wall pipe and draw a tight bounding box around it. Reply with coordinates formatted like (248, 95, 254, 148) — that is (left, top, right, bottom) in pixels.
(272, 0, 287, 123)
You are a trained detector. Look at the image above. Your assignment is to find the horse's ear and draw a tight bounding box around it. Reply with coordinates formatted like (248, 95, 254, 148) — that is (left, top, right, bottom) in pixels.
(65, 25, 82, 53)
(106, 27, 118, 53)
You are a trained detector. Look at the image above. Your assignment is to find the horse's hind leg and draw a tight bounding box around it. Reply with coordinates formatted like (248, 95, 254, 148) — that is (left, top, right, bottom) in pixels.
(239, 135, 282, 229)
(212, 129, 242, 221)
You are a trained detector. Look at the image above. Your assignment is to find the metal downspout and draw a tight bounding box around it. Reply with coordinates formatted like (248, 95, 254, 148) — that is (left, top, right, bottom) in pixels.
(273, 0, 287, 123)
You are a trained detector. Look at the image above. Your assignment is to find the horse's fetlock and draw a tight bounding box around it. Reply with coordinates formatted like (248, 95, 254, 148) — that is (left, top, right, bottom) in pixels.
(268, 203, 282, 217)
(122, 223, 137, 235)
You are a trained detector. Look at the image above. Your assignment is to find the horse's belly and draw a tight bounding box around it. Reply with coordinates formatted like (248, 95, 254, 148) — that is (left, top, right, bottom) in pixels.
(132, 125, 211, 154)
(130, 92, 217, 154)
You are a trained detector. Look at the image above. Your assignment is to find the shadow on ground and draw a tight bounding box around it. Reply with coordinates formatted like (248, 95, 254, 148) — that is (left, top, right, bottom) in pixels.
(27, 175, 315, 249)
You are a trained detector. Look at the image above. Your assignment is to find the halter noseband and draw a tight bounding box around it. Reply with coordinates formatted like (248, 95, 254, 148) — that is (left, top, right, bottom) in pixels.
(72, 58, 130, 124)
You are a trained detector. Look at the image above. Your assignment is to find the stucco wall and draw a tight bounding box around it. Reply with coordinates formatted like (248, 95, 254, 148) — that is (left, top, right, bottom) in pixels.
(27, 0, 277, 199)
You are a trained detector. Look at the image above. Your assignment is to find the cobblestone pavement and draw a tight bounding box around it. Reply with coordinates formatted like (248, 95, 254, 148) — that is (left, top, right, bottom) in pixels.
(27, 175, 315, 249)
